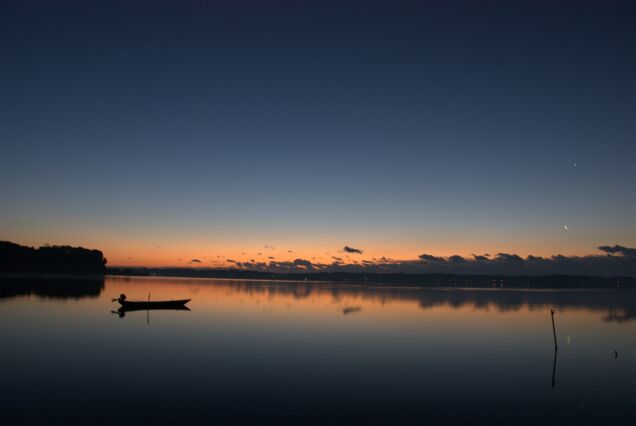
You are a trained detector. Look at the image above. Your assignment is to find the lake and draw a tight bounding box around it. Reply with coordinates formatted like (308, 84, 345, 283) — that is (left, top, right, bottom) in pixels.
(1, 275, 634, 425)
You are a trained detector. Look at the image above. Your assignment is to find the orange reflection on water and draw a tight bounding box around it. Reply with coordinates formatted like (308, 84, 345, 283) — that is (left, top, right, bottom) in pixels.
(103, 276, 635, 331)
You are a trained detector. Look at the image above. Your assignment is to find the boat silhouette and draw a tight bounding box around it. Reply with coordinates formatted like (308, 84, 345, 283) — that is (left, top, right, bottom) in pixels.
(112, 293, 190, 310)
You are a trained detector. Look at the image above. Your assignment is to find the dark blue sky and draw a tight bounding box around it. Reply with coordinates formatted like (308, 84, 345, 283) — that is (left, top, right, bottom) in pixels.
(1, 0, 634, 266)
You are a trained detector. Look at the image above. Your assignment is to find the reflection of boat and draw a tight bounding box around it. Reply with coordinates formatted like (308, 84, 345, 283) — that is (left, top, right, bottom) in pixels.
(112, 305, 191, 318)
(113, 294, 190, 310)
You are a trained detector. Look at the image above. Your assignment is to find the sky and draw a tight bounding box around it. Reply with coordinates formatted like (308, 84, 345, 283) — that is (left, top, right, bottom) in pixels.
(1, 0, 634, 271)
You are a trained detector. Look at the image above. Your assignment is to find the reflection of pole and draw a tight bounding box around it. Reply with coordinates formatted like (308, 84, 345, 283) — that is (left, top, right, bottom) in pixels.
(551, 345, 558, 389)
(550, 309, 558, 349)
(550, 309, 558, 389)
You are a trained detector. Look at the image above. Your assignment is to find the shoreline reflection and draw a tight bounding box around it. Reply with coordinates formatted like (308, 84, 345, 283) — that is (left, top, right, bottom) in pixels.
(0, 275, 104, 300)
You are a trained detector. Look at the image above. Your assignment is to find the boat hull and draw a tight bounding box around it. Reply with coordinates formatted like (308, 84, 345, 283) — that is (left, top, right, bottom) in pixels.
(118, 299, 190, 310)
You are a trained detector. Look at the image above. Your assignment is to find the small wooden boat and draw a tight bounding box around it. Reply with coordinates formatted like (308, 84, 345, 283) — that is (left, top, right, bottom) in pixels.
(119, 299, 191, 309)
(113, 294, 190, 310)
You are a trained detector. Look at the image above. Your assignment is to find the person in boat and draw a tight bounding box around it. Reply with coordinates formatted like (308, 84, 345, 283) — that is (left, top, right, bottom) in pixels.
(117, 294, 126, 303)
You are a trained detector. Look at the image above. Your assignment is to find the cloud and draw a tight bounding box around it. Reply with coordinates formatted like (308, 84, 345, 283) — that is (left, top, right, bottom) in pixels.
(326, 245, 635, 276)
(419, 254, 445, 262)
(343, 246, 363, 254)
(235, 261, 268, 270)
(189, 259, 201, 263)
(292, 258, 314, 270)
(236, 258, 319, 273)
(288, 250, 294, 253)
(472, 254, 489, 262)
(495, 253, 524, 263)
(599, 245, 636, 257)
(526, 255, 544, 260)
(264, 245, 275, 250)
(171, 244, 635, 276)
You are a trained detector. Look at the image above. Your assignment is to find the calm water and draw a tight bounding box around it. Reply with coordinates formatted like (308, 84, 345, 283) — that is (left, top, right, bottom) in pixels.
(1, 276, 634, 425)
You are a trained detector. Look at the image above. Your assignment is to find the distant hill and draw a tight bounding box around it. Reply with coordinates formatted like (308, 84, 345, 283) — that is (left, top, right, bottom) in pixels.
(0, 241, 107, 275)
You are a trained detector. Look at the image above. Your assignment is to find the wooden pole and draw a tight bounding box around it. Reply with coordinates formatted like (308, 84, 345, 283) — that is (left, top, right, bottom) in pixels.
(550, 309, 558, 349)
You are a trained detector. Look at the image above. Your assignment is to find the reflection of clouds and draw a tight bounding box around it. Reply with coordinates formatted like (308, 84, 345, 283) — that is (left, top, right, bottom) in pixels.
(198, 280, 635, 323)
(412, 289, 636, 322)
(342, 306, 362, 315)
(603, 307, 636, 323)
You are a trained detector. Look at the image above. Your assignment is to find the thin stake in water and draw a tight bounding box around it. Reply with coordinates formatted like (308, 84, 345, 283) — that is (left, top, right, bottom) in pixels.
(551, 309, 558, 349)
(550, 309, 558, 389)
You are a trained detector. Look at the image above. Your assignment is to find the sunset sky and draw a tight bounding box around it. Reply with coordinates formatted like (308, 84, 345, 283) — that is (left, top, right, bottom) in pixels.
(1, 0, 634, 268)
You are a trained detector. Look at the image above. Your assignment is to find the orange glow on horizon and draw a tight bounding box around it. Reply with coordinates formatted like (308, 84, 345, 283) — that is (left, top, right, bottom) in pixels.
(2, 235, 624, 268)
(101, 243, 612, 267)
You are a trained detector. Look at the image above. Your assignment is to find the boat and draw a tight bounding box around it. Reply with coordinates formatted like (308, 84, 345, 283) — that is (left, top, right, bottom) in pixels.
(113, 294, 190, 310)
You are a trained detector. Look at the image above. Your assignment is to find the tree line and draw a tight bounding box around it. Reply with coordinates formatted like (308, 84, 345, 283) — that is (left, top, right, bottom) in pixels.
(0, 241, 106, 274)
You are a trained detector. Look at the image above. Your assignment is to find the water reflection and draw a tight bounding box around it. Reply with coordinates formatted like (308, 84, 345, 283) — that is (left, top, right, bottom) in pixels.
(342, 305, 362, 315)
(2, 275, 633, 324)
(552, 347, 558, 389)
(201, 280, 636, 323)
(0, 275, 104, 299)
(113, 305, 191, 317)
(0, 276, 634, 425)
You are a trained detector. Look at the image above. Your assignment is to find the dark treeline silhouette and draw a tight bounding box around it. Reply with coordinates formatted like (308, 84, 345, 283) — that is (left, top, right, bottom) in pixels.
(0, 275, 104, 299)
(0, 241, 107, 275)
(108, 267, 635, 289)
